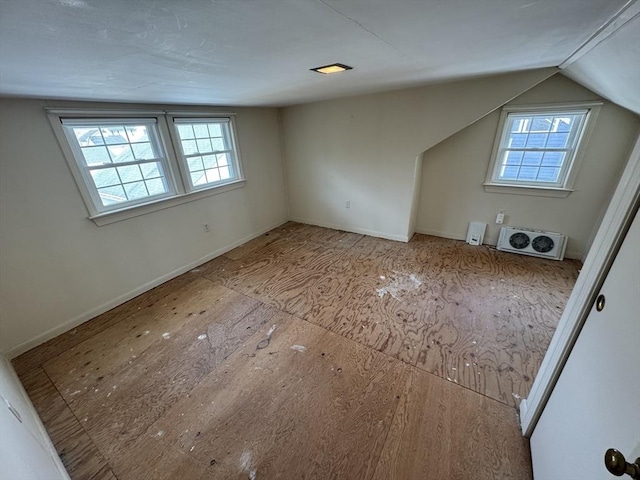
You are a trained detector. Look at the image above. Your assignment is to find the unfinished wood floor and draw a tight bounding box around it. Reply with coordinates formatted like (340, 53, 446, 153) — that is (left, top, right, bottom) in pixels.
(13, 222, 580, 480)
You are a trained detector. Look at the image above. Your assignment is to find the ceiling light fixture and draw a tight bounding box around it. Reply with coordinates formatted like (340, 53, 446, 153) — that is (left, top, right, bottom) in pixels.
(311, 63, 353, 74)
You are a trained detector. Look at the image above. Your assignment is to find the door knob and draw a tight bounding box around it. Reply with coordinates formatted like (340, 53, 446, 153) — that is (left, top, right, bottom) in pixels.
(605, 448, 640, 478)
(596, 294, 606, 311)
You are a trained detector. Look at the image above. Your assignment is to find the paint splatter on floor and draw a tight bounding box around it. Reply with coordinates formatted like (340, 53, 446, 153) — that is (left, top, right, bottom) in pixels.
(240, 450, 257, 479)
(376, 272, 423, 300)
(290, 345, 307, 353)
(256, 325, 277, 349)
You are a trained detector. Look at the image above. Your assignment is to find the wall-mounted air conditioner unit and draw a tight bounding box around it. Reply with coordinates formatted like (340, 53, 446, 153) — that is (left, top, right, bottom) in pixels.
(497, 227, 567, 261)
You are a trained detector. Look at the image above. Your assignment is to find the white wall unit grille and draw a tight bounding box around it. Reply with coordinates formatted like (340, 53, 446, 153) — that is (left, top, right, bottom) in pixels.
(497, 226, 567, 260)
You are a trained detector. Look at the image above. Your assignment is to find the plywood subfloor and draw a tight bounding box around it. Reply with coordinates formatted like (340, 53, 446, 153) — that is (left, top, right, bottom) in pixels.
(13, 222, 580, 480)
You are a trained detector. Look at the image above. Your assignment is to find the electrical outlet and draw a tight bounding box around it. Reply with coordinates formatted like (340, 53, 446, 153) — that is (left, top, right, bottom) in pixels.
(345, 200, 351, 209)
(203, 223, 210, 233)
(496, 209, 506, 224)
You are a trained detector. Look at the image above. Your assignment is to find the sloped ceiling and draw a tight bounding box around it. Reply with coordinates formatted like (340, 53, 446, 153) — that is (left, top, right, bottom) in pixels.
(562, 14, 640, 115)
(0, 0, 632, 107)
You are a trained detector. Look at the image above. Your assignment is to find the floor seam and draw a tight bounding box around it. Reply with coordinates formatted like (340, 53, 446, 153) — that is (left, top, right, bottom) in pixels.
(14, 276, 203, 378)
(246, 292, 520, 411)
(307, 313, 519, 410)
(162, 239, 524, 411)
(218, 265, 523, 411)
(41, 367, 114, 478)
(370, 365, 409, 479)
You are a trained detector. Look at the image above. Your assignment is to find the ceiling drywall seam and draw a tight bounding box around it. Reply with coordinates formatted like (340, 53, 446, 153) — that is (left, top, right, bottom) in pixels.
(559, 3, 640, 116)
(560, 0, 640, 68)
(318, 0, 417, 63)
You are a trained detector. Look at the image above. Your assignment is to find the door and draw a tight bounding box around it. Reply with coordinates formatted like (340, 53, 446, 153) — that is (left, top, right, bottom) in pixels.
(530, 208, 640, 479)
(0, 356, 70, 480)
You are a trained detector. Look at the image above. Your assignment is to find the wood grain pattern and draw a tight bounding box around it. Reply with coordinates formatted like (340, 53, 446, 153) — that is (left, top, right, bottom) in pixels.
(44, 283, 276, 461)
(115, 312, 407, 480)
(224, 231, 283, 260)
(12, 274, 197, 377)
(13, 222, 578, 479)
(373, 366, 532, 480)
(19, 367, 113, 480)
(87, 466, 118, 480)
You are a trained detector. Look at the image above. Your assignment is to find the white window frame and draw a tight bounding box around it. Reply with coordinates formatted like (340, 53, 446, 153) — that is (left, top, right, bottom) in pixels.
(166, 113, 244, 194)
(47, 109, 246, 225)
(484, 102, 601, 198)
(59, 116, 179, 214)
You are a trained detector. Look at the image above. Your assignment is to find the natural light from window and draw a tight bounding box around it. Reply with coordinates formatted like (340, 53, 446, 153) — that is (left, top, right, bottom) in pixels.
(496, 112, 587, 185)
(484, 103, 600, 197)
(51, 111, 245, 223)
(67, 122, 171, 207)
(174, 120, 235, 190)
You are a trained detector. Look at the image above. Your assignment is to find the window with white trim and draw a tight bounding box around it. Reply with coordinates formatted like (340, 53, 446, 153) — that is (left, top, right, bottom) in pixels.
(171, 118, 238, 191)
(49, 110, 245, 224)
(62, 118, 176, 210)
(484, 102, 600, 196)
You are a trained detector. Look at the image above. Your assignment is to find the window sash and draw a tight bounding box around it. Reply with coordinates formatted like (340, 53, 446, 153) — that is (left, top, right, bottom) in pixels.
(48, 109, 245, 221)
(62, 119, 176, 213)
(170, 117, 241, 192)
(61, 118, 158, 127)
(491, 109, 590, 188)
(495, 147, 575, 187)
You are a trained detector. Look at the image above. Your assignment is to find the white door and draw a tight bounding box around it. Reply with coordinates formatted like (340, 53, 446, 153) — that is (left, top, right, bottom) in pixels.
(0, 357, 70, 480)
(530, 208, 640, 479)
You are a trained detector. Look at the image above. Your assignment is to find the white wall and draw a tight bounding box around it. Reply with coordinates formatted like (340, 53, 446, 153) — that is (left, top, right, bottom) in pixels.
(0, 355, 70, 479)
(415, 75, 640, 259)
(0, 98, 288, 356)
(281, 69, 556, 241)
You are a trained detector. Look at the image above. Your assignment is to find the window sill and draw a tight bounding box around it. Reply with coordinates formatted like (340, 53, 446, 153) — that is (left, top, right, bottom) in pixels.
(90, 179, 246, 226)
(483, 183, 574, 198)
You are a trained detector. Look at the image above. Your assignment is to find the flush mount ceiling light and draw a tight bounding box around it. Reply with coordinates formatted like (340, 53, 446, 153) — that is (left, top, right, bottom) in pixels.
(311, 63, 353, 74)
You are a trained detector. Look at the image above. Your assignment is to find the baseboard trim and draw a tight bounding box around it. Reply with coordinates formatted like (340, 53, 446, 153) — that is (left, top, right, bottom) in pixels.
(564, 250, 583, 260)
(519, 398, 529, 430)
(4, 219, 287, 359)
(416, 228, 583, 260)
(414, 228, 468, 242)
(289, 217, 410, 242)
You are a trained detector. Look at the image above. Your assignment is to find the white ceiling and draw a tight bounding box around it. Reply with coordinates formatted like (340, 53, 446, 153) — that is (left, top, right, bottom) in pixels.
(563, 14, 640, 115)
(0, 0, 633, 107)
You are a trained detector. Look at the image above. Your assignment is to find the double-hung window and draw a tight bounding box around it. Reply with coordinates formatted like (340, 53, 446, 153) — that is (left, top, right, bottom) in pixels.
(484, 102, 601, 197)
(49, 110, 245, 225)
(61, 118, 176, 211)
(171, 118, 238, 191)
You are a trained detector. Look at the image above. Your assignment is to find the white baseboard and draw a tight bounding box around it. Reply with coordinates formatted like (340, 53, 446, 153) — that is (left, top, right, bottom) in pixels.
(5, 217, 582, 359)
(414, 228, 468, 242)
(416, 228, 584, 260)
(289, 217, 410, 242)
(4, 219, 287, 359)
(519, 397, 529, 430)
(564, 250, 583, 260)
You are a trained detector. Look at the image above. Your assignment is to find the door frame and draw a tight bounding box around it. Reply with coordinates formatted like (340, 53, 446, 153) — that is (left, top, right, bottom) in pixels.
(521, 134, 640, 437)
